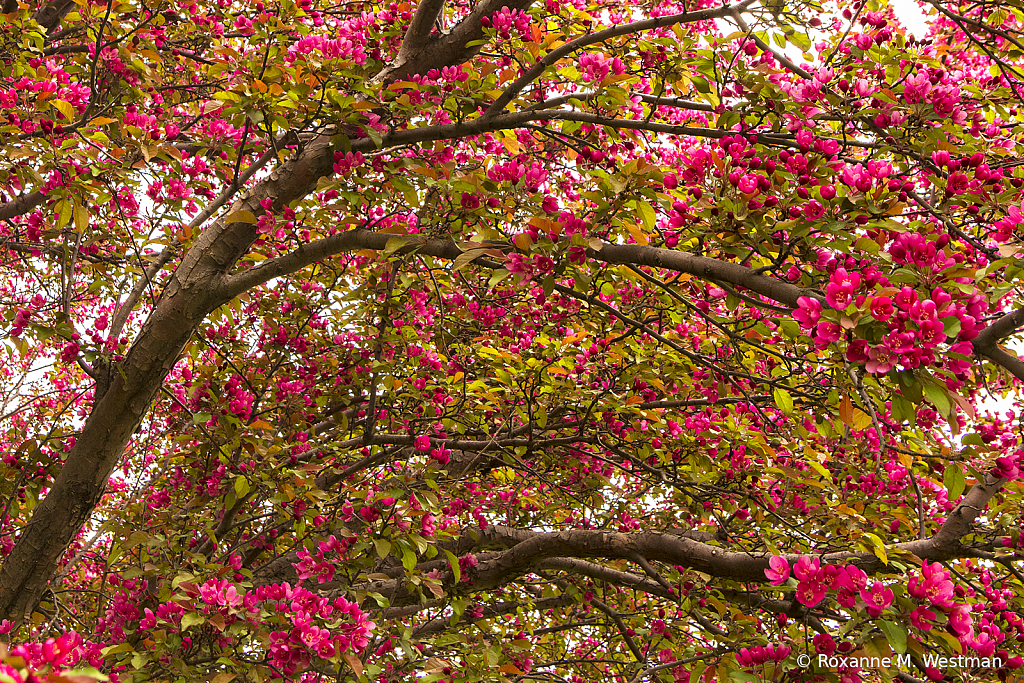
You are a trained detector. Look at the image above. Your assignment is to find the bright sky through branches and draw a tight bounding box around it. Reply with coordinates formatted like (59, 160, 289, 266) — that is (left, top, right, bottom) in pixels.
(891, 0, 928, 37)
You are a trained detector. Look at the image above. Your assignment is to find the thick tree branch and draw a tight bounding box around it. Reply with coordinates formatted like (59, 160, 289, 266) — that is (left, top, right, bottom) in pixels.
(973, 306, 1024, 381)
(411, 594, 575, 637)
(0, 191, 45, 221)
(32, 0, 75, 31)
(376, 0, 536, 83)
(395, 0, 448, 62)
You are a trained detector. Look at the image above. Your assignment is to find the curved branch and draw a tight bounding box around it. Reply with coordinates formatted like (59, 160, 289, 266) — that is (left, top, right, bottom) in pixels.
(396, 0, 448, 61)
(376, 0, 536, 83)
(972, 306, 1024, 382)
(485, 0, 757, 116)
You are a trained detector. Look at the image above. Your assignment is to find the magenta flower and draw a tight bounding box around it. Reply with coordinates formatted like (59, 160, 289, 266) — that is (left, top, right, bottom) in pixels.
(796, 579, 826, 607)
(836, 565, 868, 591)
(825, 268, 861, 309)
(846, 339, 870, 363)
(415, 435, 432, 451)
(910, 605, 937, 630)
(908, 562, 955, 607)
(738, 174, 760, 194)
(804, 199, 825, 220)
(815, 321, 842, 346)
(813, 633, 836, 655)
(793, 555, 821, 581)
(764, 555, 791, 584)
(860, 581, 893, 617)
(919, 319, 946, 346)
(946, 171, 970, 194)
(972, 632, 997, 657)
(866, 345, 894, 374)
(995, 455, 1020, 481)
(793, 296, 822, 328)
(949, 606, 974, 638)
(869, 296, 894, 321)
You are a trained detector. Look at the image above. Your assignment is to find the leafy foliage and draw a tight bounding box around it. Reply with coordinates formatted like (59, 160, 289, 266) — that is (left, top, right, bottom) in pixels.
(2, 0, 1024, 682)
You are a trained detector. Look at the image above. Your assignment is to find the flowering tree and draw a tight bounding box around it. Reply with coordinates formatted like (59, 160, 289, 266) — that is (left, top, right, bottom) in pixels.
(4, 0, 1024, 681)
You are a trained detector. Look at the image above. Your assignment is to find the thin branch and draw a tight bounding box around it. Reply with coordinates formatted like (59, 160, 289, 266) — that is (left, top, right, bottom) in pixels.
(486, 0, 757, 116)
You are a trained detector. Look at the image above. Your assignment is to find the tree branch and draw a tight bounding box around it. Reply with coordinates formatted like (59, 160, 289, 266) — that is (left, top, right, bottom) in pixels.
(0, 191, 45, 221)
(375, 0, 537, 83)
(485, 0, 757, 116)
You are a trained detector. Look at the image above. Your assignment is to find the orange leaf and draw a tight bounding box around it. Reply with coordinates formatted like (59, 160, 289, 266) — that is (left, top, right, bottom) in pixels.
(342, 653, 364, 677)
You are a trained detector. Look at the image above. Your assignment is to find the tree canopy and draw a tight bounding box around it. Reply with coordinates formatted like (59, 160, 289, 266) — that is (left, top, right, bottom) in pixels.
(2, 0, 1024, 681)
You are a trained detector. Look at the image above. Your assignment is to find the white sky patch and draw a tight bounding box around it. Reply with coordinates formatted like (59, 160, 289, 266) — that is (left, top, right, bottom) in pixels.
(889, 0, 930, 39)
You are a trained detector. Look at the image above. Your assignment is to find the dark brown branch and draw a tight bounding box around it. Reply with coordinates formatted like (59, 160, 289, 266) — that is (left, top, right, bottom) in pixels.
(376, 0, 536, 83)
(395, 0, 448, 62)
(0, 191, 45, 221)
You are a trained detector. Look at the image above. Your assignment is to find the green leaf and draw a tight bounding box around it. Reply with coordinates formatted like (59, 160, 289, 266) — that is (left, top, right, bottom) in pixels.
(488, 268, 510, 287)
(773, 388, 794, 415)
(51, 99, 76, 122)
(223, 210, 257, 224)
(101, 643, 134, 656)
(374, 538, 392, 559)
(181, 612, 205, 629)
(452, 249, 485, 271)
(234, 476, 250, 498)
(384, 237, 409, 255)
(879, 621, 907, 654)
(922, 383, 952, 417)
(637, 201, 657, 231)
(729, 673, 761, 683)
(944, 464, 966, 501)
(54, 199, 72, 228)
(401, 546, 417, 571)
(72, 200, 89, 233)
(443, 548, 462, 584)
(890, 393, 915, 424)
(862, 532, 888, 564)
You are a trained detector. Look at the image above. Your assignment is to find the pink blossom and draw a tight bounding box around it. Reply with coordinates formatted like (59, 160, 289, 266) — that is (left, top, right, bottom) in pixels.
(860, 581, 893, 617)
(825, 268, 861, 309)
(910, 605, 937, 630)
(949, 605, 974, 638)
(804, 199, 825, 220)
(869, 296, 894, 321)
(815, 321, 842, 346)
(946, 172, 970, 194)
(764, 555, 790, 584)
(796, 579, 826, 607)
(793, 556, 821, 581)
(846, 339, 870, 363)
(738, 174, 760, 194)
(793, 296, 822, 328)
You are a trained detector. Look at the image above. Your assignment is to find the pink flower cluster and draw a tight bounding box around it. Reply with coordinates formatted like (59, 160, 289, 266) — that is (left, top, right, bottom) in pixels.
(794, 262, 985, 375)
(488, 159, 548, 187)
(765, 556, 892, 615)
(333, 151, 365, 176)
(293, 535, 352, 583)
(261, 583, 375, 672)
(579, 53, 625, 83)
(482, 6, 532, 40)
(995, 200, 1024, 243)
